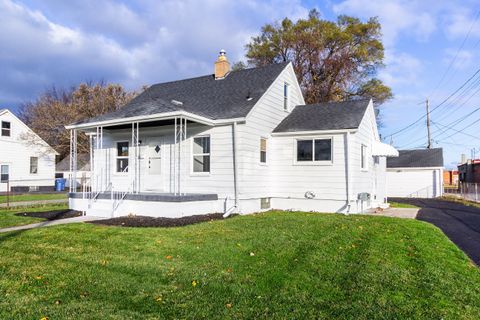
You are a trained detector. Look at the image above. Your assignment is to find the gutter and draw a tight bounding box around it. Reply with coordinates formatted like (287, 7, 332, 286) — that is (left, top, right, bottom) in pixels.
(224, 121, 239, 218)
(345, 131, 352, 214)
(271, 128, 358, 137)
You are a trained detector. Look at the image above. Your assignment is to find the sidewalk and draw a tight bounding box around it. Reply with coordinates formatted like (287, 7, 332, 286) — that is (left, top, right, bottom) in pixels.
(0, 215, 104, 233)
(0, 198, 68, 208)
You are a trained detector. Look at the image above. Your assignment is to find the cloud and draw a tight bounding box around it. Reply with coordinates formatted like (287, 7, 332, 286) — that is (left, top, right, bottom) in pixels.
(442, 49, 475, 70)
(333, 0, 436, 47)
(379, 51, 423, 86)
(445, 8, 480, 40)
(0, 0, 310, 108)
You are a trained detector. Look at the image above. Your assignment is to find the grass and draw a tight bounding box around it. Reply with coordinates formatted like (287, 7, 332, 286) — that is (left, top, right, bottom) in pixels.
(0, 204, 68, 228)
(389, 201, 419, 208)
(442, 195, 480, 208)
(0, 211, 479, 319)
(0, 193, 67, 204)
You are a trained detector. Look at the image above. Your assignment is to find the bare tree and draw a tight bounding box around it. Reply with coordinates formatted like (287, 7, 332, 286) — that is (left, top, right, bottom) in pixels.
(20, 82, 138, 159)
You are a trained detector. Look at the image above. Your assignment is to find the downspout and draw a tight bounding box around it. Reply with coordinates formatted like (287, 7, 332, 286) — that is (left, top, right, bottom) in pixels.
(224, 121, 239, 218)
(345, 131, 351, 214)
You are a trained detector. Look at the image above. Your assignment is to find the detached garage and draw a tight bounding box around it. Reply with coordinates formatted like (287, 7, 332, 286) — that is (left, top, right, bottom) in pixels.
(387, 148, 444, 198)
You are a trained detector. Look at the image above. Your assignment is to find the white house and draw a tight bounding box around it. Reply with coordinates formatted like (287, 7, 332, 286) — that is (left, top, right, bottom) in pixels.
(386, 148, 444, 198)
(56, 154, 91, 189)
(0, 109, 57, 192)
(66, 51, 398, 218)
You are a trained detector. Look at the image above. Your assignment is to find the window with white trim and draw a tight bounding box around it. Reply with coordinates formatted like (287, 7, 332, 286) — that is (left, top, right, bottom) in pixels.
(1, 121, 10, 137)
(283, 82, 289, 111)
(361, 144, 367, 169)
(297, 139, 332, 162)
(116, 141, 129, 173)
(193, 136, 210, 173)
(30, 157, 38, 174)
(260, 138, 267, 163)
(0, 165, 9, 182)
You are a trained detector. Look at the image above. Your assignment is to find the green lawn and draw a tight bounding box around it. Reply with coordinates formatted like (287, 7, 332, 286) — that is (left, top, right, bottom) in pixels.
(0, 193, 67, 204)
(389, 201, 419, 208)
(0, 211, 479, 319)
(0, 204, 68, 228)
(442, 195, 480, 208)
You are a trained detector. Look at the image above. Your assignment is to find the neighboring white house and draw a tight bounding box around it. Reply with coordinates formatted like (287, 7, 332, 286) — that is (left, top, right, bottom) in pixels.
(0, 109, 57, 192)
(56, 153, 91, 189)
(386, 148, 444, 198)
(66, 51, 398, 218)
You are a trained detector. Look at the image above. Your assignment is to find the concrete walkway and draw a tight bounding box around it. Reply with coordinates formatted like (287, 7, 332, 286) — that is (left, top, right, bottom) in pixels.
(0, 198, 68, 208)
(0, 215, 103, 233)
(364, 207, 419, 219)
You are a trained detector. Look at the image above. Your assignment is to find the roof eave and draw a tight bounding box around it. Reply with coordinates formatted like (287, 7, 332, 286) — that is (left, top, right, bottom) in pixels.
(271, 128, 358, 136)
(66, 111, 246, 130)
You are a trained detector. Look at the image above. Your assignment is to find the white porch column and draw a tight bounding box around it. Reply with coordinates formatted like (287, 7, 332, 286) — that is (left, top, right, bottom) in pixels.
(72, 129, 77, 193)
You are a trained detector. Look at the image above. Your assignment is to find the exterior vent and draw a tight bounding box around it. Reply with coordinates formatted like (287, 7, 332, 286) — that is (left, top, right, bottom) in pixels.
(260, 197, 271, 209)
(171, 100, 183, 106)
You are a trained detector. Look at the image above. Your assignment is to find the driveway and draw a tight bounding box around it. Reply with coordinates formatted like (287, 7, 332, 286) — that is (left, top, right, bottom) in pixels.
(390, 198, 480, 265)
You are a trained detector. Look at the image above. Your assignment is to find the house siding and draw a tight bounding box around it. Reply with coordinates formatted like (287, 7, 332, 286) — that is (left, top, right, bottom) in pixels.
(237, 64, 304, 206)
(0, 110, 56, 192)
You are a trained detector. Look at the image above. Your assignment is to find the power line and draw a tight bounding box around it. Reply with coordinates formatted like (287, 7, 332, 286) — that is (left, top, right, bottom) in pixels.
(428, 10, 480, 101)
(397, 107, 480, 148)
(441, 116, 480, 140)
(385, 67, 480, 138)
(431, 120, 480, 140)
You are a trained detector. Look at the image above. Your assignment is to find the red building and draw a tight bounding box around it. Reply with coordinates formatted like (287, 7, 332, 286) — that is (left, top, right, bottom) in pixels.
(443, 170, 458, 186)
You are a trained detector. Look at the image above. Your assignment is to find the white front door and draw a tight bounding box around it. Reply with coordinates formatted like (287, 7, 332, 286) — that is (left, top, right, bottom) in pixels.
(144, 139, 163, 191)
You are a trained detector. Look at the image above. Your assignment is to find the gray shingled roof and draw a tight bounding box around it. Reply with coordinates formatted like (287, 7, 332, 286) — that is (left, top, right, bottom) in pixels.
(73, 62, 289, 126)
(387, 148, 444, 168)
(273, 99, 370, 133)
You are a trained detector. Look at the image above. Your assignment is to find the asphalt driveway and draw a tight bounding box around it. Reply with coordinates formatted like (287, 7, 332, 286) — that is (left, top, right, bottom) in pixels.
(391, 198, 480, 265)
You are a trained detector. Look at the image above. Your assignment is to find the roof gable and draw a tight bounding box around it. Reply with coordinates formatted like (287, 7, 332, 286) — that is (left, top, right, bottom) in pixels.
(0, 109, 58, 154)
(273, 99, 370, 133)
(73, 62, 289, 126)
(387, 148, 444, 168)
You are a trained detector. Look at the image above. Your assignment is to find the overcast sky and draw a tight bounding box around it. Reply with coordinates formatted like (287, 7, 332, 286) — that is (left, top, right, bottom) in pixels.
(1, 0, 480, 168)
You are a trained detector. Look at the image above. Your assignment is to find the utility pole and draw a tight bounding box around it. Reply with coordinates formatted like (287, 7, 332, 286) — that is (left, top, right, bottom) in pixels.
(426, 98, 432, 149)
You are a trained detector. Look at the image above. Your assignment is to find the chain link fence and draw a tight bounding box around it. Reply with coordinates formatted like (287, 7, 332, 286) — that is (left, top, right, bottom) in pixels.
(444, 182, 480, 202)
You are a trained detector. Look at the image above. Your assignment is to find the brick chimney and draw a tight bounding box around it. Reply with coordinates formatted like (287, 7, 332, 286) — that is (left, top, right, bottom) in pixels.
(214, 49, 230, 79)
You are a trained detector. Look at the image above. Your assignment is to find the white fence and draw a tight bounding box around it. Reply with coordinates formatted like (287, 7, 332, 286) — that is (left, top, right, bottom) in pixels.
(444, 182, 480, 202)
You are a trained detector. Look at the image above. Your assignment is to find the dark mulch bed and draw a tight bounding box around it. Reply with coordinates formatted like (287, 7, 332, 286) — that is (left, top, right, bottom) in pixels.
(89, 213, 225, 228)
(15, 209, 82, 220)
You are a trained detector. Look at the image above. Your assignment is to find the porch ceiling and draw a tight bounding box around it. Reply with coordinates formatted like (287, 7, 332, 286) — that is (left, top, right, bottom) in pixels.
(102, 119, 197, 131)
